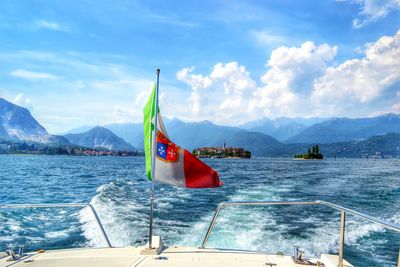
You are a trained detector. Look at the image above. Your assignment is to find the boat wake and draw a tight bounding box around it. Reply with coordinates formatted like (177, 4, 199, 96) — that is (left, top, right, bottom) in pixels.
(78, 178, 398, 265)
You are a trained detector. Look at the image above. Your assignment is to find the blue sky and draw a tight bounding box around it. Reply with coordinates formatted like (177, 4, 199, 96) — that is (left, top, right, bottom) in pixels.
(0, 0, 399, 133)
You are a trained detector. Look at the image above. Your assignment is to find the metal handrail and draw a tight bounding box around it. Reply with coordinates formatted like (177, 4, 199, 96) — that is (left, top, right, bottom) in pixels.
(200, 200, 400, 267)
(0, 203, 112, 248)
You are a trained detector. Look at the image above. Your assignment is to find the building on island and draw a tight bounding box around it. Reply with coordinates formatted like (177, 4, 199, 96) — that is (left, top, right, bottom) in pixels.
(192, 141, 251, 158)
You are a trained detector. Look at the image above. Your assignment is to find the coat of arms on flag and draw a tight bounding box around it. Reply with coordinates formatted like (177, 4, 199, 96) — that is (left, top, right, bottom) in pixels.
(156, 132, 180, 163)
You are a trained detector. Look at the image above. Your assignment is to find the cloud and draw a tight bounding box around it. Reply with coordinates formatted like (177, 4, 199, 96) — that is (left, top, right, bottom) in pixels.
(146, 14, 197, 28)
(392, 102, 400, 111)
(1, 50, 158, 133)
(348, 0, 400, 28)
(177, 62, 256, 123)
(354, 46, 364, 54)
(10, 69, 59, 80)
(14, 94, 34, 110)
(103, 105, 138, 124)
(250, 41, 337, 116)
(177, 30, 400, 122)
(34, 20, 68, 31)
(312, 30, 400, 113)
(250, 30, 285, 47)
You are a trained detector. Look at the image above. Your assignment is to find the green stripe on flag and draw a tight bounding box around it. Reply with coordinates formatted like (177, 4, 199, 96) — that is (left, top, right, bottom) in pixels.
(143, 84, 156, 180)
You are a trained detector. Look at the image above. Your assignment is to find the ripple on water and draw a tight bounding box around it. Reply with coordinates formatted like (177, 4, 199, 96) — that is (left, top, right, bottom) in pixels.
(1, 156, 399, 266)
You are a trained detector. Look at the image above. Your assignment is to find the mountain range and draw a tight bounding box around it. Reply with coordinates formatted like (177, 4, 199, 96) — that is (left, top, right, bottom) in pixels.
(1, 97, 399, 157)
(64, 126, 135, 151)
(239, 117, 327, 141)
(286, 114, 400, 144)
(98, 117, 399, 157)
(0, 98, 134, 151)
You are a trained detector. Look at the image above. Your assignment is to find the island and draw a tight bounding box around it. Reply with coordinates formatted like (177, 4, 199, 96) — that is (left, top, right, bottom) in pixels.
(294, 145, 323, 160)
(192, 142, 251, 158)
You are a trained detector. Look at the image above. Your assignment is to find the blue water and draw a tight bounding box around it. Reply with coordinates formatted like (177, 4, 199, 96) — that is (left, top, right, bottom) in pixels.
(0, 155, 399, 266)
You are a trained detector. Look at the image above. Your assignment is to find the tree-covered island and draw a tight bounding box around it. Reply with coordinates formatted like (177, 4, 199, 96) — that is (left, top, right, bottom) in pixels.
(294, 145, 323, 160)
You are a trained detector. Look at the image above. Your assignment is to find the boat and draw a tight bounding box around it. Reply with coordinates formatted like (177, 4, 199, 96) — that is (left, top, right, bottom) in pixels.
(1, 200, 399, 267)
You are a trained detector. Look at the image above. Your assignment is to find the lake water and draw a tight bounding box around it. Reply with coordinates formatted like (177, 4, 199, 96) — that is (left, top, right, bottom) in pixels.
(0, 155, 399, 266)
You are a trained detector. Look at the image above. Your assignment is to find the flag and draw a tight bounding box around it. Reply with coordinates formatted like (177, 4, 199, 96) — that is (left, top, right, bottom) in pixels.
(143, 85, 222, 188)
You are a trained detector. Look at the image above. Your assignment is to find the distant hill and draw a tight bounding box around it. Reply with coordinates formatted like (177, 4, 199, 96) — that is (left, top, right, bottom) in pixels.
(166, 119, 239, 149)
(165, 120, 283, 155)
(238, 117, 329, 141)
(65, 115, 400, 157)
(104, 123, 143, 150)
(224, 131, 285, 156)
(99, 119, 283, 156)
(318, 132, 400, 158)
(64, 126, 135, 151)
(286, 114, 400, 144)
(64, 125, 95, 134)
(0, 98, 70, 145)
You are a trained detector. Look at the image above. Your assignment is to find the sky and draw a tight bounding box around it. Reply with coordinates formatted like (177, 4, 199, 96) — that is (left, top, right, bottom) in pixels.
(0, 0, 399, 134)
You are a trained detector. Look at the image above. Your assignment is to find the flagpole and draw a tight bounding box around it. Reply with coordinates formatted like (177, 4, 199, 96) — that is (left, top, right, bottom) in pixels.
(148, 68, 160, 249)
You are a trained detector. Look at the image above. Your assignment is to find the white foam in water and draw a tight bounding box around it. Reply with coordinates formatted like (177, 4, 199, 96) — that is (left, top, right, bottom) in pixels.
(178, 183, 393, 260)
(79, 181, 148, 248)
(79, 176, 399, 266)
(44, 231, 69, 239)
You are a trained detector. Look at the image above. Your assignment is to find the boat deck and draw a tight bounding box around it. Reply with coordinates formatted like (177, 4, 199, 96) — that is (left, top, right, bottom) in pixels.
(0, 246, 353, 267)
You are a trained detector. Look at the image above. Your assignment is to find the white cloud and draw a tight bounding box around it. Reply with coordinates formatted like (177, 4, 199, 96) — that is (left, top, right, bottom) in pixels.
(10, 69, 59, 80)
(354, 46, 363, 54)
(250, 30, 285, 46)
(251, 41, 337, 117)
(392, 102, 400, 111)
(14, 94, 34, 111)
(312, 30, 400, 112)
(103, 105, 138, 124)
(177, 62, 256, 123)
(348, 0, 400, 28)
(1, 50, 158, 133)
(177, 30, 400, 122)
(176, 67, 212, 89)
(34, 20, 67, 31)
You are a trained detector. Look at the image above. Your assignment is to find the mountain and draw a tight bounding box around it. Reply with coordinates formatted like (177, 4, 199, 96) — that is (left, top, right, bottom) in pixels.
(286, 114, 400, 144)
(317, 132, 400, 158)
(0, 98, 70, 145)
(238, 117, 327, 141)
(103, 119, 241, 151)
(64, 125, 95, 134)
(164, 119, 284, 156)
(104, 123, 143, 149)
(64, 126, 135, 151)
(100, 119, 283, 156)
(224, 131, 285, 156)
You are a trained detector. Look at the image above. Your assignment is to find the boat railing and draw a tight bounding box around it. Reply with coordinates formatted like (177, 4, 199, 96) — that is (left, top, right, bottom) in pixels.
(0, 203, 112, 248)
(200, 200, 400, 267)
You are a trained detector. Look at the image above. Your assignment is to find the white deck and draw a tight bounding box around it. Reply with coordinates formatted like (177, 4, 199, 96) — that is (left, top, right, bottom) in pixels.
(0, 246, 353, 267)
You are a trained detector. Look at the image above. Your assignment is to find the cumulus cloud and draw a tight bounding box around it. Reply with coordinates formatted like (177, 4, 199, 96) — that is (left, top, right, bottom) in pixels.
(312, 30, 400, 113)
(176, 30, 400, 123)
(177, 62, 256, 123)
(348, 0, 400, 28)
(251, 41, 337, 117)
(10, 69, 59, 80)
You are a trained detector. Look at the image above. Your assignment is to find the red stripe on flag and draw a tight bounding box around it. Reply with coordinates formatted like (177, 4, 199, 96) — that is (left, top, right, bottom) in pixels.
(183, 150, 223, 188)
